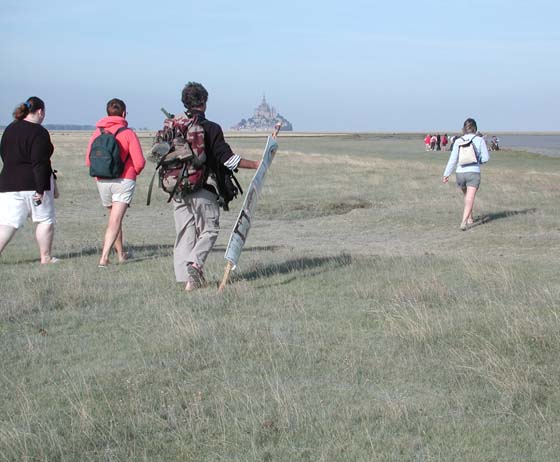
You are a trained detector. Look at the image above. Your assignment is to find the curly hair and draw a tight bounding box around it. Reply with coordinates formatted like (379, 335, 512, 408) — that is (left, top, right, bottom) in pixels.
(181, 82, 208, 110)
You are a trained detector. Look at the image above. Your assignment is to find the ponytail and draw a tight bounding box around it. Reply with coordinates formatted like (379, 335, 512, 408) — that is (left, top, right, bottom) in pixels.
(13, 103, 29, 120)
(12, 96, 45, 120)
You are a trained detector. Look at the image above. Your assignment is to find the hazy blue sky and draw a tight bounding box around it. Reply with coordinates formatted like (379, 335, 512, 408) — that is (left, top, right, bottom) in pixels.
(1, 0, 559, 131)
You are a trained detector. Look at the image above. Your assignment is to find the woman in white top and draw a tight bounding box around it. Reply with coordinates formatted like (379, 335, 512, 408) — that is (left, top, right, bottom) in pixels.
(442, 118, 490, 230)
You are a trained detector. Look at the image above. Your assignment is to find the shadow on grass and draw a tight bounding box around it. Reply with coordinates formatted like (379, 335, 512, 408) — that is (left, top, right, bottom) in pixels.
(3, 243, 286, 265)
(212, 244, 285, 254)
(120, 244, 285, 265)
(475, 208, 537, 226)
(53, 243, 175, 262)
(236, 254, 353, 285)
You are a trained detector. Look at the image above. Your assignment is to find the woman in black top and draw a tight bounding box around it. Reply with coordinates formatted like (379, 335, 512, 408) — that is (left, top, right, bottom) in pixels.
(0, 96, 58, 263)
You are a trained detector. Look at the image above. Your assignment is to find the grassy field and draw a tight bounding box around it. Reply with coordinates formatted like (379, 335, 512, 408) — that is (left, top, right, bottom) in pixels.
(1, 132, 559, 461)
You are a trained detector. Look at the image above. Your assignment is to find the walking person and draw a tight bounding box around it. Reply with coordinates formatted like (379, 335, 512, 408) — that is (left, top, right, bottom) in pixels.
(0, 97, 58, 263)
(173, 82, 259, 291)
(449, 135, 458, 150)
(442, 118, 490, 230)
(490, 135, 500, 151)
(441, 133, 448, 151)
(86, 98, 146, 267)
(424, 134, 431, 151)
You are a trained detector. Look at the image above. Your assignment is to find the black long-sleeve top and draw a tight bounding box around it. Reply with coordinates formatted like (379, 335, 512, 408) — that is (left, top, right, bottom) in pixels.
(0, 120, 54, 194)
(189, 110, 240, 172)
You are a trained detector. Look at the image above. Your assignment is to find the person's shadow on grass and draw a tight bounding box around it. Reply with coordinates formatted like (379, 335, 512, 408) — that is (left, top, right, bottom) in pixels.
(473, 208, 537, 227)
(236, 254, 353, 287)
(5, 243, 287, 265)
(121, 244, 286, 264)
(52, 243, 175, 263)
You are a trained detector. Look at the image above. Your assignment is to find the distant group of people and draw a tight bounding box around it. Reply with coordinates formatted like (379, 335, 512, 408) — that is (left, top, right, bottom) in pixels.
(424, 133, 449, 151)
(426, 133, 499, 153)
(0, 82, 259, 292)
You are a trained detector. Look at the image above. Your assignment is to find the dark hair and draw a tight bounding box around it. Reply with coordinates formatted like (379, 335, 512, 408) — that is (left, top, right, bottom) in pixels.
(13, 96, 45, 121)
(181, 82, 208, 109)
(463, 118, 478, 134)
(106, 98, 126, 116)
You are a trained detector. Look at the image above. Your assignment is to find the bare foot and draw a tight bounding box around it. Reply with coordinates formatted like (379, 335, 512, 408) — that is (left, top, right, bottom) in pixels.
(118, 252, 129, 264)
(41, 257, 59, 264)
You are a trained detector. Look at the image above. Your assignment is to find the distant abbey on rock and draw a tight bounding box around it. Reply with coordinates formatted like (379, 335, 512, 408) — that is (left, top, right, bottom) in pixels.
(231, 95, 293, 132)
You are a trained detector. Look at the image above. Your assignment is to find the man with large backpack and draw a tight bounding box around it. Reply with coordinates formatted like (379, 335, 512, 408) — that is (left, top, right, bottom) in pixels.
(173, 82, 259, 291)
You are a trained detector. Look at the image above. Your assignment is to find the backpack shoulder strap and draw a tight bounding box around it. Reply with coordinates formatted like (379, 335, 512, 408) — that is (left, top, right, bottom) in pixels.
(146, 150, 173, 206)
(471, 136, 481, 162)
(146, 169, 158, 206)
(112, 126, 131, 166)
(97, 127, 127, 136)
(231, 171, 243, 195)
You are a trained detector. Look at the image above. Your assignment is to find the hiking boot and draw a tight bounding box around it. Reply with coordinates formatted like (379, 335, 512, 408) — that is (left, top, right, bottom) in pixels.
(185, 264, 207, 291)
(185, 280, 202, 292)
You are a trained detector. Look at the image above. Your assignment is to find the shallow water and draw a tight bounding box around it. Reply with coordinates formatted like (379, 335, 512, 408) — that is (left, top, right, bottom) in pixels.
(492, 134, 560, 157)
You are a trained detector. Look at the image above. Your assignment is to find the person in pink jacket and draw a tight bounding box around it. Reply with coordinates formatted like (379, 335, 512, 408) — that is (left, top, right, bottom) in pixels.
(86, 98, 146, 267)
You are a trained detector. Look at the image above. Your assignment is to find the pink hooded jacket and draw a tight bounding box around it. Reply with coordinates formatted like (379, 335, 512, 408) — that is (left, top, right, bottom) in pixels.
(86, 116, 146, 180)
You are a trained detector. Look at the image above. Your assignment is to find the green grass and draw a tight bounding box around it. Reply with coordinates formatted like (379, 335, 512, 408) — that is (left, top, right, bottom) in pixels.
(1, 132, 559, 460)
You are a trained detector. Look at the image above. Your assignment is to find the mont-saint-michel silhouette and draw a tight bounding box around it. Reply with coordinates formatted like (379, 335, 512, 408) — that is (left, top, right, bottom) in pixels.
(231, 95, 293, 132)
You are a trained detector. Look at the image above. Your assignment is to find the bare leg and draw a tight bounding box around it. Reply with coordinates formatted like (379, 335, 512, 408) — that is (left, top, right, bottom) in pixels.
(113, 227, 128, 262)
(35, 222, 55, 263)
(0, 224, 18, 256)
(99, 202, 128, 266)
(461, 186, 477, 227)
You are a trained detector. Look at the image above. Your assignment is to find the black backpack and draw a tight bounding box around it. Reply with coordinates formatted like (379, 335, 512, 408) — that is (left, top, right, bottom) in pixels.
(215, 165, 243, 211)
(89, 127, 128, 178)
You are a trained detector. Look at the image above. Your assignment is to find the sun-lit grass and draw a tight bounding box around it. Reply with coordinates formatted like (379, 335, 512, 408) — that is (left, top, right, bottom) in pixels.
(1, 132, 559, 460)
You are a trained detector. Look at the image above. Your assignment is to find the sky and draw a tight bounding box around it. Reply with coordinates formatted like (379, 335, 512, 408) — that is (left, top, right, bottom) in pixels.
(1, 0, 559, 132)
